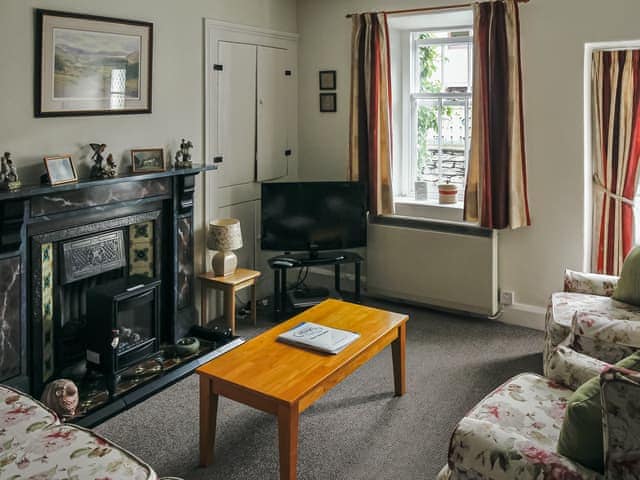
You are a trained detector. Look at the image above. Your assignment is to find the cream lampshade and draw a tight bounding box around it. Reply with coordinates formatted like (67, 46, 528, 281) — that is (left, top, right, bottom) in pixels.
(207, 218, 243, 276)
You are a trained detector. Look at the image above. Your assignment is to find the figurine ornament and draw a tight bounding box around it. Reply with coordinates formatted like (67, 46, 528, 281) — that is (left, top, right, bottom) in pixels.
(175, 138, 194, 168)
(41, 378, 80, 420)
(90, 143, 118, 179)
(0, 152, 21, 191)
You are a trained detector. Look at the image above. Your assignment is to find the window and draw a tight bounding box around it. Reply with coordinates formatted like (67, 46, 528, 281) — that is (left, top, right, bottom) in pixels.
(390, 12, 473, 221)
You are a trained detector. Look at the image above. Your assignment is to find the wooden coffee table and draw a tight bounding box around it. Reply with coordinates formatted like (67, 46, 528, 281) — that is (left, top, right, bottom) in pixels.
(197, 299, 408, 480)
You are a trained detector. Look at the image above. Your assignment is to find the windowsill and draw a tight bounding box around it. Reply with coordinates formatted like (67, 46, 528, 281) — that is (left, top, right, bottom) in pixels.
(394, 195, 465, 223)
(395, 197, 464, 210)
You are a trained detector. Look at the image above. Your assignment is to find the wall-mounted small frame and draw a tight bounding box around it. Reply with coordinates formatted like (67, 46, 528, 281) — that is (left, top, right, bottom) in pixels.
(320, 93, 337, 113)
(43, 154, 78, 186)
(319, 70, 336, 90)
(131, 148, 166, 173)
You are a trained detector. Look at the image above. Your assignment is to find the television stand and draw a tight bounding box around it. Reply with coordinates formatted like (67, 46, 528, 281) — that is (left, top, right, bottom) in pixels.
(268, 251, 363, 321)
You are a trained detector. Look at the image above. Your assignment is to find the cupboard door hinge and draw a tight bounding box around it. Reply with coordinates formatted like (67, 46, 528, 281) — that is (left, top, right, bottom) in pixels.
(213, 64, 224, 71)
(284, 149, 292, 157)
(213, 156, 223, 164)
(285, 70, 292, 76)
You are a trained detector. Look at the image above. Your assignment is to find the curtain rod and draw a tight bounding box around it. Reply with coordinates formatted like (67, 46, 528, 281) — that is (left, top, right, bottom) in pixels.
(345, 0, 530, 18)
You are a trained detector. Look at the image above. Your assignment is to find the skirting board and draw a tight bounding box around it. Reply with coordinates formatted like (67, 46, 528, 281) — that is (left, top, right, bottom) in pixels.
(498, 303, 546, 331)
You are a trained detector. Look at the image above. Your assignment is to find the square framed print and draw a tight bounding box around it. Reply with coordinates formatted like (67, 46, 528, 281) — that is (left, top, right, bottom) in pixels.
(319, 70, 336, 90)
(131, 148, 165, 173)
(43, 155, 78, 185)
(35, 9, 153, 117)
(320, 93, 337, 113)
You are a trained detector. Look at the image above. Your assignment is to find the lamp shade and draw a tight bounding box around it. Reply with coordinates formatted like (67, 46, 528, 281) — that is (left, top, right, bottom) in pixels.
(207, 218, 243, 251)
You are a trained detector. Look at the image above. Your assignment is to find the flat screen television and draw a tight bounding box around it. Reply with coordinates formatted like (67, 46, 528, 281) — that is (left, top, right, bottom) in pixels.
(261, 181, 367, 254)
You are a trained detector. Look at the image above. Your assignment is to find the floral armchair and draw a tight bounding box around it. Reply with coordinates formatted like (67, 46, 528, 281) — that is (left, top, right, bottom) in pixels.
(437, 346, 640, 480)
(544, 269, 640, 371)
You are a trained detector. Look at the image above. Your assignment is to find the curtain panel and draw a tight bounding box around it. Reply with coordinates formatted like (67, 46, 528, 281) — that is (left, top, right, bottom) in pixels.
(464, 0, 531, 229)
(592, 49, 640, 275)
(349, 13, 394, 216)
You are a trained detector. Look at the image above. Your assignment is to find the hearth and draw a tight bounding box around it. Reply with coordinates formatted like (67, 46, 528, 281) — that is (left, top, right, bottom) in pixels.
(86, 277, 161, 395)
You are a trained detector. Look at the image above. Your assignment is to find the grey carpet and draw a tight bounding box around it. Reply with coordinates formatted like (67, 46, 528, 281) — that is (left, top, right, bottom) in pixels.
(96, 298, 543, 480)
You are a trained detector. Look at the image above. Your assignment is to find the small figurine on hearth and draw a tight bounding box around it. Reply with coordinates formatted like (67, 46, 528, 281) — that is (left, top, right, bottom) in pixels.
(0, 152, 21, 191)
(41, 378, 80, 421)
(89, 143, 117, 179)
(175, 138, 194, 168)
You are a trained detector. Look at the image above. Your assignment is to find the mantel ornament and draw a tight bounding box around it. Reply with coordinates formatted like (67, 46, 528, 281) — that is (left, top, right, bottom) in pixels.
(0, 152, 21, 191)
(175, 138, 194, 169)
(89, 143, 118, 179)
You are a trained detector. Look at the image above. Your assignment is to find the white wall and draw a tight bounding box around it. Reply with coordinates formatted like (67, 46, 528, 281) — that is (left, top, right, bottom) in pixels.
(297, 0, 640, 323)
(0, 0, 297, 280)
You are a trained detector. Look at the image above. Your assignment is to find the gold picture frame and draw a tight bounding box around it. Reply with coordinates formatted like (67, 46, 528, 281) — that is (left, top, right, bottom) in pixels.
(43, 154, 78, 185)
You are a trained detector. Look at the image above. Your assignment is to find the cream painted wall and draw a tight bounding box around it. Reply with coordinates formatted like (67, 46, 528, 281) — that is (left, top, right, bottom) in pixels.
(0, 0, 297, 278)
(297, 0, 640, 313)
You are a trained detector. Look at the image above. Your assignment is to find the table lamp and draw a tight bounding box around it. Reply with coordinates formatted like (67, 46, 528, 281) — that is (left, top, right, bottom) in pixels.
(207, 218, 243, 276)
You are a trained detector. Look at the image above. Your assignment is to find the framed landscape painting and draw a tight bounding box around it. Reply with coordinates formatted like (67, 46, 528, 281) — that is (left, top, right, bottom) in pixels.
(131, 148, 165, 173)
(35, 10, 153, 117)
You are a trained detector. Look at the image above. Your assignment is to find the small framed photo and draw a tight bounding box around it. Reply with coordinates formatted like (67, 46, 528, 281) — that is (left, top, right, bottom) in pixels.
(319, 70, 336, 90)
(44, 155, 78, 186)
(131, 148, 166, 173)
(320, 93, 337, 113)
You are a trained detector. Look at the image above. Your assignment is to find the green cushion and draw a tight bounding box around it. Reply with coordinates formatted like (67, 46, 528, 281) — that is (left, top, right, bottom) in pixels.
(557, 350, 640, 472)
(613, 246, 640, 305)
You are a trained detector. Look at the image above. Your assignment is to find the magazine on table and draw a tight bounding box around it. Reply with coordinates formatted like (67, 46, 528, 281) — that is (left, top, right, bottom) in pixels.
(277, 322, 360, 354)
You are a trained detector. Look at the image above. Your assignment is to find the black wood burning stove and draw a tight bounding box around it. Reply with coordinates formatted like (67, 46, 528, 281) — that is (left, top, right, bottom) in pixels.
(86, 276, 161, 394)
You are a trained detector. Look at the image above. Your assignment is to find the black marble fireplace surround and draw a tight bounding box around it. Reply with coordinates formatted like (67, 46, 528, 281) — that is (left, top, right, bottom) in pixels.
(0, 165, 216, 426)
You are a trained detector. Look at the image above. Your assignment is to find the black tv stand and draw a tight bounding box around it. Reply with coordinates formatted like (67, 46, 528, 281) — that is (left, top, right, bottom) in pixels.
(268, 250, 363, 321)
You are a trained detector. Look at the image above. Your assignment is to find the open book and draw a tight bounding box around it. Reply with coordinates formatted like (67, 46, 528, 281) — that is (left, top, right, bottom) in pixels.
(277, 322, 360, 354)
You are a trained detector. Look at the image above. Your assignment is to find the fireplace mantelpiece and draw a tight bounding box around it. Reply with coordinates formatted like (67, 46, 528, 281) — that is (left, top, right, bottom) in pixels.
(0, 165, 214, 421)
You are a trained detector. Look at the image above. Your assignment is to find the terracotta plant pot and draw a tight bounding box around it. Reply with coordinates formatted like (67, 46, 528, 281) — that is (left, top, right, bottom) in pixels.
(438, 184, 458, 204)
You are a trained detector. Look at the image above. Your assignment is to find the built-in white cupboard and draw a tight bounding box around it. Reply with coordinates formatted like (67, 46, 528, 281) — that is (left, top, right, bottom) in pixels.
(204, 20, 298, 309)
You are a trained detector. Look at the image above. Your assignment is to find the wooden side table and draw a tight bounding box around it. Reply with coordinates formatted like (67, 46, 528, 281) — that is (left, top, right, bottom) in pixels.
(198, 268, 261, 334)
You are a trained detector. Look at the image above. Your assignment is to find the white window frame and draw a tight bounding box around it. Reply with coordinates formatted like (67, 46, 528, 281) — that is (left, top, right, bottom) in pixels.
(394, 19, 473, 222)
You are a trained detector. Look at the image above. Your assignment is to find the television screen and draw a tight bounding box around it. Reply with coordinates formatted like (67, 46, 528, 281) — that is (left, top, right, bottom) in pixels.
(261, 182, 367, 252)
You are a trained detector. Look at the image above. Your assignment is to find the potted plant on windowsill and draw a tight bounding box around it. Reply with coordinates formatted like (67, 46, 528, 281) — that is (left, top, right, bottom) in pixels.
(438, 181, 458, 204)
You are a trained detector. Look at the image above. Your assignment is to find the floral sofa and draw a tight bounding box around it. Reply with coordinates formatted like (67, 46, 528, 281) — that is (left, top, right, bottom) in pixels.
(437, 346, 640, 479)
(544, 269, 640, 369)
(0, 384, 173, 480)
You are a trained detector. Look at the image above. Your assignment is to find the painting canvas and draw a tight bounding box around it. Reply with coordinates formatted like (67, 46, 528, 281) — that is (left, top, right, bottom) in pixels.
(53, 29, 141, 100)
(36, 10, 153, 116)
(131, 149, 165, 173)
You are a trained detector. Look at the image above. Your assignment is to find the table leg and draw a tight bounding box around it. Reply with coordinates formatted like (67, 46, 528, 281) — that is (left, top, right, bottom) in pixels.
(334, 263, 341, 292)
(199, 376, 219, 467)
(277, 403, 299, 480)
(280, 269, 287, 319)
(274, 269, 281, 319)
(355, 261, 361, 302)
(391, 322, 406, 396)
(224, 285, 236, 334)
(201, 283, 207, 326)
(251, 282, 257, 326)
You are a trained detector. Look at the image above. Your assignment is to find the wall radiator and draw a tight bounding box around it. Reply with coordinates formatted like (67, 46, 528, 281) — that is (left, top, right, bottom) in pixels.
(366, 219, 499, 317)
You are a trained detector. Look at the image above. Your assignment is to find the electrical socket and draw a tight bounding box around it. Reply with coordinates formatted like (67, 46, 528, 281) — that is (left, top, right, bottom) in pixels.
(500, 290, 514, 306)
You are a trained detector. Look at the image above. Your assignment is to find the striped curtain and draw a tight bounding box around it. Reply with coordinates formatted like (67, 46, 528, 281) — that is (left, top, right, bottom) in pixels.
(592, 49, 640, 275)
(349, 13, 394, 216)
(464, 0, 531, 229)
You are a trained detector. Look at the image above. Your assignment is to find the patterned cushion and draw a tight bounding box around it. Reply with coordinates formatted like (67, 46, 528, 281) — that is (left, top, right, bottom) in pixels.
(446, 373, 602, 479)
(545, 292, 640, 368)
(0, 385, 157, 480)
(0, 385, 59, 456)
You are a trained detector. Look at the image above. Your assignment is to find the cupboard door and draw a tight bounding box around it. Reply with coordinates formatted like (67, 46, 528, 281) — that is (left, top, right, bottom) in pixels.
(256, 46, 289, 182)
(217, 42, 257, 187)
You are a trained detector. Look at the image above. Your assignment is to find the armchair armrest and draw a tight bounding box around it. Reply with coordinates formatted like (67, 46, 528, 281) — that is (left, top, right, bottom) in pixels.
(601, 367, 640, 479)
(546, 345, 611, 390)
(564, 269, 618, 297)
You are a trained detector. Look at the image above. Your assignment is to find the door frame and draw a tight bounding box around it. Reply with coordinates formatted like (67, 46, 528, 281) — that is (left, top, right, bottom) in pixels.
(202, 19, 298, 274)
